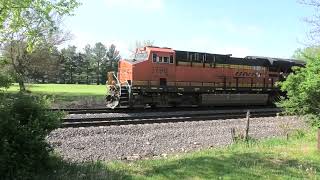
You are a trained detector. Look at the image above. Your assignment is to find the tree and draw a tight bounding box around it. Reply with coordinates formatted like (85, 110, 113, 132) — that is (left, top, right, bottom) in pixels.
(0, 0, 80, 49)
(92, 42, 107, 85)
(0, 51, 13, 88)
(105, 44, 121, 77)
(299, 0, 320, 43)
(2, 41, 30, 91)
(0, 0, 80, 91)
(60, 45, 77, 84)
(26, 45, 60, 83)
(83, 44, 95, 84)
(292, 46, 320, 60)
(279, 47, 320, 126)
(278, 1, 320, 127)
(106, 44, 121, 68)
(98, 44, 121, 84)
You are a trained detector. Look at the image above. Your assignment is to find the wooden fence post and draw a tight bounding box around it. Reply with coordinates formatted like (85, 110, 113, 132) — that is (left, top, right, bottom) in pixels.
(245, 110, 250, 141)
(231, 128, 236, 143)
(318, 127, 320, 151)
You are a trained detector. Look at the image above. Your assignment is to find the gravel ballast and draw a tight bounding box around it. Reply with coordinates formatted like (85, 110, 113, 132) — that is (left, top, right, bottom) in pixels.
(48, 116, 306, 162)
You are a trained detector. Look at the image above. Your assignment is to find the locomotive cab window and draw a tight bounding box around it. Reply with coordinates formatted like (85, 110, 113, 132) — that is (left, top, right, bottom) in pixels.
(152, 53, 157, 63)
(158, 56, 163, 63)
(163, 57, 169, 63)
(170, 55, 174, 64)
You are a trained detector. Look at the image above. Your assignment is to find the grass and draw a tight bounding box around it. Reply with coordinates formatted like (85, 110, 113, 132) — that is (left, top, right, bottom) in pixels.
(37, 128, 320, 180)
(5, 83, 106, 96)
(2, 83, 107, 107)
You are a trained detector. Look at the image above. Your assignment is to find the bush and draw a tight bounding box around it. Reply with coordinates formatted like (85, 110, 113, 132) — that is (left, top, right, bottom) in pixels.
(0, 73, 12, 89)
(278, 56, 320, 127)
(0, 94, 62, 179)
(304, 114, 320, 128)
(291, 129, 306, 139)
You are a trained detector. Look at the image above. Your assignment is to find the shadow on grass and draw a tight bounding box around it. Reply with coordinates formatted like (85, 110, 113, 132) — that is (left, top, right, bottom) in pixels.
(138, 152, 320, 179)
(35, 156, 128, 180)
(33, 150, 320, 179)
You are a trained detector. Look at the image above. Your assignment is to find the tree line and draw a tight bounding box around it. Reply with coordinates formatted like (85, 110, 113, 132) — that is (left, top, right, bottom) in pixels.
(46, 42, 120, 85)
(1, 42, 121, 86)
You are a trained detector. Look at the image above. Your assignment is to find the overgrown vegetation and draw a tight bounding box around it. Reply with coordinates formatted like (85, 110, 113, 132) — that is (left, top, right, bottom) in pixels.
(0, 72, 12, 89)
(35, 128, 320, 179)
(278, 47, 320, 127)
(0, 1, 81, 179)
(0, 94, 62, 179)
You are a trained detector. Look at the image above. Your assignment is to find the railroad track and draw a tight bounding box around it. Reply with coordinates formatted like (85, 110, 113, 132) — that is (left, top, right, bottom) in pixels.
(62, 108, 282, 128)
(52, 105, 276, 114)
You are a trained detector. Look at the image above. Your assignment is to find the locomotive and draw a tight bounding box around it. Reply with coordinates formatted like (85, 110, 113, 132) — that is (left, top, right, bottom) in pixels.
(105, 46, 304, 109)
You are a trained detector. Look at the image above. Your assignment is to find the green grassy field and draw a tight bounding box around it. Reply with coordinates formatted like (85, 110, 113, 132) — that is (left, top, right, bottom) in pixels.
(38, 128, 320, 180)
(5, 83, 106, 96)
(2, 84, 107, 108)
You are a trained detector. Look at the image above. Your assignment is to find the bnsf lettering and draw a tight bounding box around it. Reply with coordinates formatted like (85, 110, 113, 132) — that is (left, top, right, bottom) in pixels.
(235, 72, 261, 77)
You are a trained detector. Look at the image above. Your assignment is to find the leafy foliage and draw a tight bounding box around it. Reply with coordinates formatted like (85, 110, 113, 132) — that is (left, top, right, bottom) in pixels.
(0, 94, 62, 179)
(0, 0, 80, 50)
(292, 46, 320, 60)
(0, 0, 80, 91)
(278, 48, 320, 127)
(0, 57, 13, 88)
(58, 43, 121, 85)
(92, 42, 107, 85)
(0, 73, 12, 89)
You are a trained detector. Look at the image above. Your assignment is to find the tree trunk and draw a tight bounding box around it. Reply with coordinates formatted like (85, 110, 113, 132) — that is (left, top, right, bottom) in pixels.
(97, 61, 100, 85)
(70, 68, 73, 84)
(86, 67, 89, 84)
(18, 79, 26, 92)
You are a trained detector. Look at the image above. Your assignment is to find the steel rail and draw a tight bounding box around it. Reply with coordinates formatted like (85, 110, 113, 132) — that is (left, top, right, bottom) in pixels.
(52, 105, 277, 114)
(62, 109, 281, 128)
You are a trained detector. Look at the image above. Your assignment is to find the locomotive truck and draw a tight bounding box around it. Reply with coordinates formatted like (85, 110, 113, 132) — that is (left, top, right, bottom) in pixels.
(105, 46, 304, 109)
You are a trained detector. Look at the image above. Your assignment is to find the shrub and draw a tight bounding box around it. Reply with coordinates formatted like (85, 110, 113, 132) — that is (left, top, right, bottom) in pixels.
(0, 73, 12, 89)
(291, 129, 306, 139)
(0, 94, 62, 179)
(303, 114, 320, 128)
(278, 56, 320, 127)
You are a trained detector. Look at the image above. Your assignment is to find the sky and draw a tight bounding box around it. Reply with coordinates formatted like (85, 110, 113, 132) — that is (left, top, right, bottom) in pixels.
(61, 0, 314, 58)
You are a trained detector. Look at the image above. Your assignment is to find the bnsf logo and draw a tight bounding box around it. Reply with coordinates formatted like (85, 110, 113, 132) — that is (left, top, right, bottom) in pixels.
(235, 72, 261, 77)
